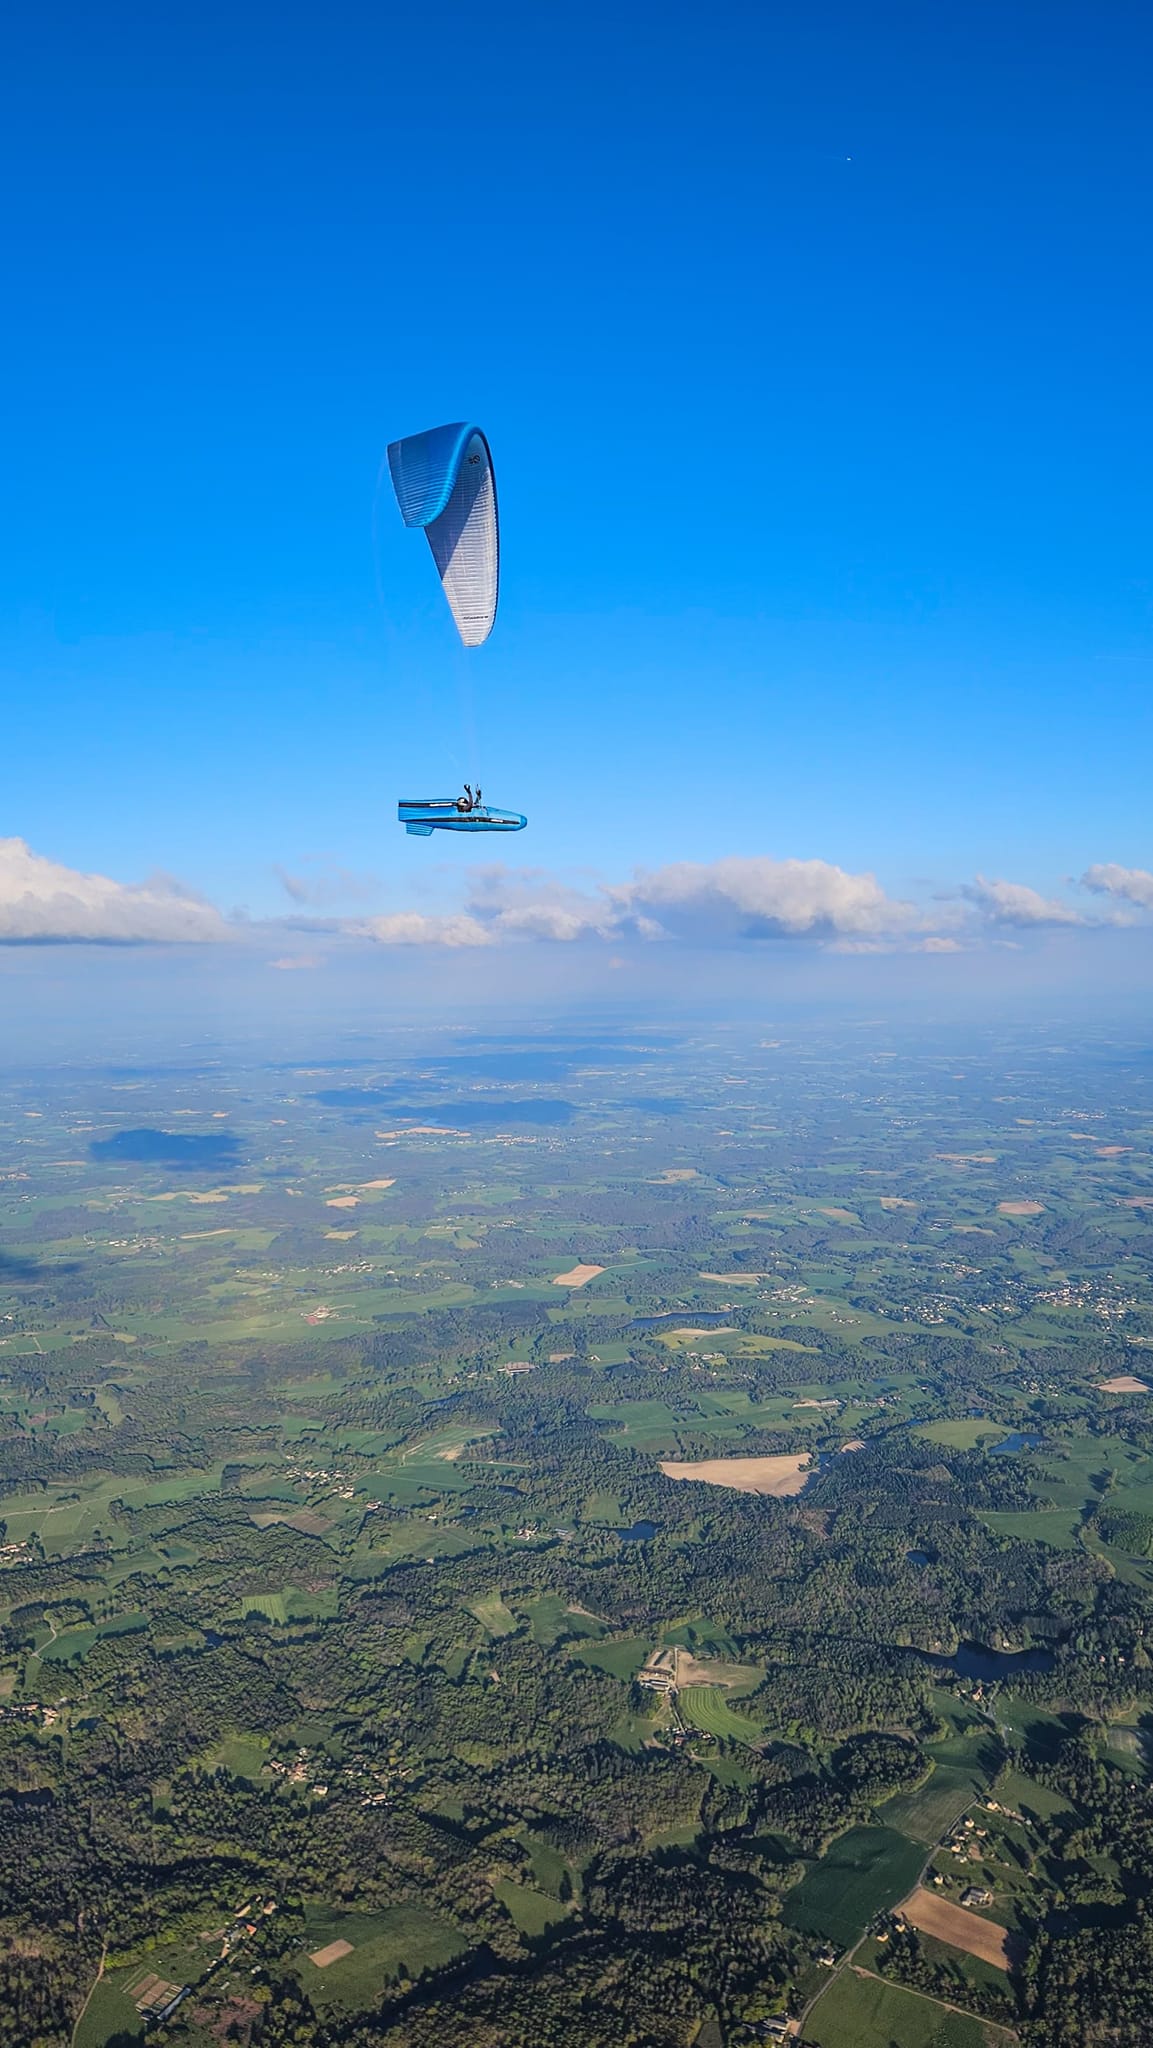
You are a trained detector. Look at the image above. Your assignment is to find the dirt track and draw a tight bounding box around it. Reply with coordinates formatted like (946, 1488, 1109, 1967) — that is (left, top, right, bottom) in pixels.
(308, 1939, 353, 1968)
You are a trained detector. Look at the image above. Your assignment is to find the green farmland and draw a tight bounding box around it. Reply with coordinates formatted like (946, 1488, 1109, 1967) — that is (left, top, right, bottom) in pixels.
(783, 1827, 925, 1949)
(678, 1685, 763, 1746)
(806, 1968, 993, 2048)
(294, 1904, 466, 2008)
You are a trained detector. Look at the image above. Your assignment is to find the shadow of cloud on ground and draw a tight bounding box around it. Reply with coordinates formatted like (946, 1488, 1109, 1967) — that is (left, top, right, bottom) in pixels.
(311, 1087, 400, 1106)
(427, 1048, 653, 1080)
(0, 1246, 81, 1282)
(312, 1086, 577, 1126)
(88, 1128, 244, 1169)
(339, 1100, 576, 1127)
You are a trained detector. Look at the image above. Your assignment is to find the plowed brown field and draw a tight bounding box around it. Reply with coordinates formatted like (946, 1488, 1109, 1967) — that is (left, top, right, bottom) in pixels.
(659, 1453, 810, 1496)
(899, 1885, 1010, 1967)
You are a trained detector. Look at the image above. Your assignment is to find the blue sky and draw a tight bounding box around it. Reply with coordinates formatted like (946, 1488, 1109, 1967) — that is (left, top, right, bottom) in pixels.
(2, 0, 1151, 954)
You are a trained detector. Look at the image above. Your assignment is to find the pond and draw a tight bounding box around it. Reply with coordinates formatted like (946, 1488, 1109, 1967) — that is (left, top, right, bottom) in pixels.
(990, 1430, 1044, 1456)
(917, 1640, 1056, 1680)
(619, 1520, 660, 1543)
(906, 1549, 932, 1568)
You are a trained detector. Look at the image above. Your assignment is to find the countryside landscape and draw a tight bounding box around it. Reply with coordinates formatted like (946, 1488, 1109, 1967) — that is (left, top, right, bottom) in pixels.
(3, 1015, 1153, 2047)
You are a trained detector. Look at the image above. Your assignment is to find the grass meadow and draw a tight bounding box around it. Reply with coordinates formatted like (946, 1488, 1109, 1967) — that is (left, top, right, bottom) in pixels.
(806, 1968, 993, 2048)
(294, 1903, 465, 2008)
(782, 1827, 925, 1949)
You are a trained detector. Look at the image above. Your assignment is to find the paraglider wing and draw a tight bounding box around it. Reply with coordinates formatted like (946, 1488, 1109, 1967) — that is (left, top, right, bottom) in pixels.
(387, 423, 499, 648)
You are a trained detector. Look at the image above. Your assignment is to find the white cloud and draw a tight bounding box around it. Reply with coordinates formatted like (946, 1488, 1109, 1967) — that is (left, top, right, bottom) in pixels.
(491, 902, 608, 940)
(1081, 863, 1153, 910)
(357, 911, 495, 948)
(462, 865, 617, 943)
(962, 875, 1086, 927)
(352, 854, 922, 949)
(611, 856, 917, 943)
(0, 838, 232, 944)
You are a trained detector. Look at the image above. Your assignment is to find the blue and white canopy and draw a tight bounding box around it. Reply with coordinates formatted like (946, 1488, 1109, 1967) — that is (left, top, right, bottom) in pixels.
(387, 422, 499, 647)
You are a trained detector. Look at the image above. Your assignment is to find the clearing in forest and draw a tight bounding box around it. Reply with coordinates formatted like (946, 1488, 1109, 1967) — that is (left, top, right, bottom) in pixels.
(296, 1903, 465, 2006)
(469, 1591, 518, 1637)
(492, 1878, 569, 1935)
(916, 1418, 997, 1451)
(250, 1506, 333, 1536)
(678, 1686, 762, 1745)
(673, 1647, 760, 1688)
(1097, 1375, 1150, 1394)
(661, 1326, 738, 1341)
(899, 1886, 1011, 1968)
(659, 1453, 811, 1496)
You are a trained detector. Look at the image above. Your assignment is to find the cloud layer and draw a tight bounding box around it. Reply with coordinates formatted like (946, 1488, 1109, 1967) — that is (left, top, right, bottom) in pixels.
(351, 857, 922, 950)
(352, 856, 1153, 951)
(0, 838, 231, 944)
(5, 835, 1152, 953)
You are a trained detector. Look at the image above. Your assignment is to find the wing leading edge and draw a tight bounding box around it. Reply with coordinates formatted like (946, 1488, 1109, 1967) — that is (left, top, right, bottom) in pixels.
(387, 423, 499, 648)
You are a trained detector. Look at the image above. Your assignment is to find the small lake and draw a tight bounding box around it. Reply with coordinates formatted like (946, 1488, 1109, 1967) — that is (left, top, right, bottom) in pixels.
(632, 1312, 732, 1330)
(619, 1520, 660, 1543)
(906, 1549, 932, 1568)
(916, 1640, 1056, 1680)
(990, 1431, 1044, 1457)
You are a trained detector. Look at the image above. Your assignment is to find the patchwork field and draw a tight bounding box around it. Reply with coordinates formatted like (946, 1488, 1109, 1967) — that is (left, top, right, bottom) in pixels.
(7, 1025, 1153, 2045)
